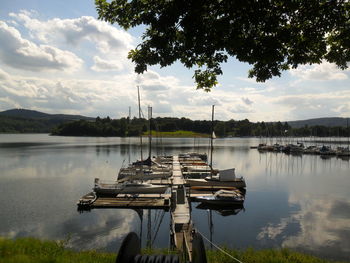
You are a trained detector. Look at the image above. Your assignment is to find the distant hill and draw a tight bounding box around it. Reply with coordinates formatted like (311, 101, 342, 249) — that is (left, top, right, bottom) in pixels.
(0, 109, 94, 133)
(0, 109, 94, 121)
(287, 117, 350, 128)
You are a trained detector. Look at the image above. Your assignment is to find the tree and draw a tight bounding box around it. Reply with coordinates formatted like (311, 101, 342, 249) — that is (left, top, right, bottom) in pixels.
(96, 0, 349, 91)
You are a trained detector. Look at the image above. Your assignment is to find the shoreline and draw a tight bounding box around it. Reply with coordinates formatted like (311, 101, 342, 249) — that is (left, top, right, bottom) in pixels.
(1, 237, 348, 263)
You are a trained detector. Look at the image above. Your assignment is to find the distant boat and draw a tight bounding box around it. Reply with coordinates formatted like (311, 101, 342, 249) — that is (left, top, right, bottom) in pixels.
(282, 143, 304, 154)
(319, 145, 336, 155)
(194, 189, 245, 205)
(93, 178, 169, 195)
(336, 147, 350, 157)
(303, 145, 319, 154)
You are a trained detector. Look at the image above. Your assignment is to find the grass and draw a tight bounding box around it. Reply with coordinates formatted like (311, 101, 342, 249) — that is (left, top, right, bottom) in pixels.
(1, 237, 348, 263)
(142, 130, 209, 137)
(0, 237, 115, 263)
(206, 247, 348, 263)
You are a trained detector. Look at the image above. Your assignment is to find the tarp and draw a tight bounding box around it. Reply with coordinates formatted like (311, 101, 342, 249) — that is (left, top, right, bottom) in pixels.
(219, 168, 236, 181)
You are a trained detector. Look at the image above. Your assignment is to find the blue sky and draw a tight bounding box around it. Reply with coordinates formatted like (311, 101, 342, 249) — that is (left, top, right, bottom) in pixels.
(0, 0, 349, 121)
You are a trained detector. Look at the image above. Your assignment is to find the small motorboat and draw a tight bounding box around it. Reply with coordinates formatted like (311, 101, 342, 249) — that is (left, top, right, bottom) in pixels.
(194, 189, 245, 205)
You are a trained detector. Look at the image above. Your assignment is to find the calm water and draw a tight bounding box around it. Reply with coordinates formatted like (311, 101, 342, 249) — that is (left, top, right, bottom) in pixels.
(0, 134, 349, 260)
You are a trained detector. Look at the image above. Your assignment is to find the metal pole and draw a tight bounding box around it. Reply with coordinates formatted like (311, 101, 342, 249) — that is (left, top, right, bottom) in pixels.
(137, 86, 143, 161)
(148, 106, 152, 161)
(210, 105, 215, 178)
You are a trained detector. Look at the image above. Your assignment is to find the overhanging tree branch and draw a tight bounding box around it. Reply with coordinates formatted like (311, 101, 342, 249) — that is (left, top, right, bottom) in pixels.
(96, 0, 350, 91)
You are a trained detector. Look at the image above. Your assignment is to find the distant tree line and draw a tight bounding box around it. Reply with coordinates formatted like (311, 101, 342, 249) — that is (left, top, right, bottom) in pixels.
(0, 115, 67, 133)
(51, 117, 350, 137)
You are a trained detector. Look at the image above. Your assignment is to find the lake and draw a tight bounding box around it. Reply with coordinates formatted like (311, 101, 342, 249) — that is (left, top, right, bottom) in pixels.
(0, 134, 349, 260)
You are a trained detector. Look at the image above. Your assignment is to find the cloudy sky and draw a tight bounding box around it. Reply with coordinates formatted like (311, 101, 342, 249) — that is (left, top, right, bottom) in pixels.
(0, 0, 349, 121)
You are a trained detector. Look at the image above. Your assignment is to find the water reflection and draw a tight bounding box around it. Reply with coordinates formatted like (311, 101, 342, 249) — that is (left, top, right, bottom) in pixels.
(258, 194, 350, 261)
(0, 134, 349, 260)
(195, 203, 245, 217)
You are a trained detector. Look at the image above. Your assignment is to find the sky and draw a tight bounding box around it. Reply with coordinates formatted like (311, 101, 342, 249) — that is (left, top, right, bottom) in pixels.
(0, 0, 349, 122)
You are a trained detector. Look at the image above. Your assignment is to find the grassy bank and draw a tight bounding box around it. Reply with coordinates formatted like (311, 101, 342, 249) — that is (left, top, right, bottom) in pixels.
(0, 237, 115, 263)
(1, 237, 348, 263)
(143, 130, 209, 137)
(206, 248, 347, 263)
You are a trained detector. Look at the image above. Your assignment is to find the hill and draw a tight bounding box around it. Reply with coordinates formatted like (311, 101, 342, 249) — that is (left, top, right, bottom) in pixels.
(286, 117, 349, 128)
(0, 109, 93, 133)
(0, 109, 93, 121)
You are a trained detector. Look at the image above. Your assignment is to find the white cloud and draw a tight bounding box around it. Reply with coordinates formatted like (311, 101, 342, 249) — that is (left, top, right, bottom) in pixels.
(290, 62, 349, 81)
(91, 56, 123, 72)
(273, 92, 350, 120)
(241, 97, 253, 105)
(9, 11, 133, 55)
(0, 21, 83, 72)
(230, 104, 254, 114)
(0, 69, 135, 115)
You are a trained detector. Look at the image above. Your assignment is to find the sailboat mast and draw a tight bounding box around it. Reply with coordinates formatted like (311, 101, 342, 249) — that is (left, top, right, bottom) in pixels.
(148, 106, 152, 161)
(210, 105, 215, 178)
(137, 86, 143, 161)
(347, 118, 349, 149)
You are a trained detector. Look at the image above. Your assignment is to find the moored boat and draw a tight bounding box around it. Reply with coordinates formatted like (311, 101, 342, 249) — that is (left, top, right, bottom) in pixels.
(194, 189, 245, 205)
(186, 168, 246, 189)
(93, 178, 169, 195)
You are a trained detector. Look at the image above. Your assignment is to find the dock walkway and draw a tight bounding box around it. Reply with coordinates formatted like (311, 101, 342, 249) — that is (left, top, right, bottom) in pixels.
(171, 155, 193, 261)
(171, 155, 185, 185)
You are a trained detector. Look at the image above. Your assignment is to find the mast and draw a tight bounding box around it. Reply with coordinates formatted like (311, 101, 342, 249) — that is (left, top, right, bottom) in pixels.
(137, 86, 143, 161)
(347, 118, 349, 149)
(148, 106, 152, 162)
(210, 105, 215, 178)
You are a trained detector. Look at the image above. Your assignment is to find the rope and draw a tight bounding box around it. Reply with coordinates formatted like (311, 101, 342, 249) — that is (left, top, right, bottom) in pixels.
(196, 230, 245, 263)
(152, 210, 165, 244)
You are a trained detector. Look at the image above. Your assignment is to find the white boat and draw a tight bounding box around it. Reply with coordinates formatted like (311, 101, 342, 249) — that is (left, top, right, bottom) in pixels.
(186, 168, 246, 188)
(93, 178, 169, 195)
(194, 190, 245, 205)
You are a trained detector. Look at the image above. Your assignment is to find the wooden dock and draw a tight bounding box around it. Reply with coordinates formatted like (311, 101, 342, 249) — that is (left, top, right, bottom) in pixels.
(170, 155, 193, 261)
(78, 192, 170, 210)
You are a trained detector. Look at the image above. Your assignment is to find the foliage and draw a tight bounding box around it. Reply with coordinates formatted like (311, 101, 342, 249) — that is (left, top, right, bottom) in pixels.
(144, 130, 208, 137)
(0, 115, 68, 133)
(95, 0, 350, 91)
(51, 116, 350, 137)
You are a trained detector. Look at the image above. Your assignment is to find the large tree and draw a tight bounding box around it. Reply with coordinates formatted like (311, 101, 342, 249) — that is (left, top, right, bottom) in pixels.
(96, 0, 349, 91)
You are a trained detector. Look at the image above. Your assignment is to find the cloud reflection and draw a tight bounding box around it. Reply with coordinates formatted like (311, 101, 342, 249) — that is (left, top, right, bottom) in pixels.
(258, 193, 350, 260)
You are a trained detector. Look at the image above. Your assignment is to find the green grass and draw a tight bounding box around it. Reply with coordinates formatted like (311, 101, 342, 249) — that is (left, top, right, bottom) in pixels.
(0, 237, 115, 263)
(142, 130, 209, 137)
(206, 247, 348, 263)
(1, 237, 348, 263)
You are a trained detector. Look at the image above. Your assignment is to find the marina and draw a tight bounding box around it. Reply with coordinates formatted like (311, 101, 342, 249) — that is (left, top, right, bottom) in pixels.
(78, 152, 246, 259)
(253, 139, 350, 159)
(77, 105, 248, 260)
